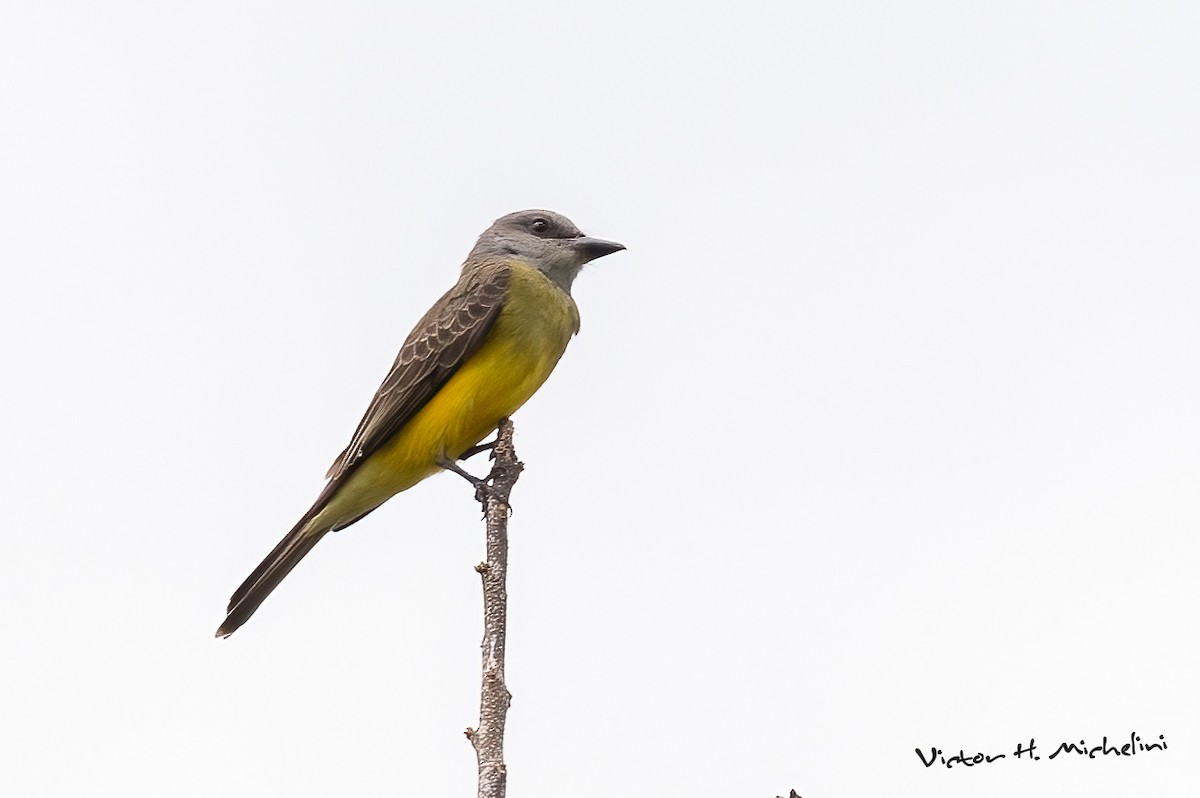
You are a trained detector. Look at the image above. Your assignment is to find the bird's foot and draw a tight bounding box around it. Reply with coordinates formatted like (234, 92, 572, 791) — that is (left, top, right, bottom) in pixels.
(437, 456, 506, 511)
(473, 480, 506, 509)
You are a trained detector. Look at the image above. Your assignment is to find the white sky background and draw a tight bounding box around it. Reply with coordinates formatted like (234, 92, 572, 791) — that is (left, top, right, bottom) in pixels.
(1, 1, 1196, 796)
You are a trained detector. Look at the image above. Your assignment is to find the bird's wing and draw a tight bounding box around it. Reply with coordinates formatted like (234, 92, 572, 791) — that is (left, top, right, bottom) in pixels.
(217, 262, 511, 637)
(325, 261, 511, 482)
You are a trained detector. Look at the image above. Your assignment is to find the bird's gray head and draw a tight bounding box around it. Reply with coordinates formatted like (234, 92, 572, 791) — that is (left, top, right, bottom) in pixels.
(468, 209, 625, 293)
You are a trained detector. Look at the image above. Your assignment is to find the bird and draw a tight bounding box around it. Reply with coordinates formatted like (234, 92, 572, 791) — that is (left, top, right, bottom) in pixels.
(216, 209, 624, 637)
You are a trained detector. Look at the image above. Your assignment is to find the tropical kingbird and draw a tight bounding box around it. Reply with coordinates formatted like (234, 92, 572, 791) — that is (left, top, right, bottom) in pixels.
(216, 210, 624, 637)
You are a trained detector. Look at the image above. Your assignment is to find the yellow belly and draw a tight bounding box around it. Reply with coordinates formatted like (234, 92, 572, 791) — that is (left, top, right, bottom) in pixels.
(312, 261, 579, 528)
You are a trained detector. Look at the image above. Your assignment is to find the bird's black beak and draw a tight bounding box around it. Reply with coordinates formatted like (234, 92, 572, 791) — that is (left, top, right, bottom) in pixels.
(571, 236, 626, 262)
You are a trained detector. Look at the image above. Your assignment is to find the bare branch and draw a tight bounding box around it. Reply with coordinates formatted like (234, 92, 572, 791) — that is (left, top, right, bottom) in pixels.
(465, 418, 521, 798)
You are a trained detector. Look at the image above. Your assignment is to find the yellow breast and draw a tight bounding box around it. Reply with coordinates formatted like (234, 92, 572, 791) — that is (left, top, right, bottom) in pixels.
(315, 260, 580, 526)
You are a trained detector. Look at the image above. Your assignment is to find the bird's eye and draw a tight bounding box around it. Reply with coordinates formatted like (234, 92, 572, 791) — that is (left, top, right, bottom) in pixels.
(531, 218, 549, 233)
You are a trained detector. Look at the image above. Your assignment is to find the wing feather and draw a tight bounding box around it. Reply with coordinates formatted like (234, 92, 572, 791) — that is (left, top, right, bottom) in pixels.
(325, 262, 510, 482)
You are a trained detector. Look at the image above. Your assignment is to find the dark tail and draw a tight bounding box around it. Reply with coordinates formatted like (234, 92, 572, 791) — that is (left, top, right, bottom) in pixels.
(216, 518, 329, 638)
